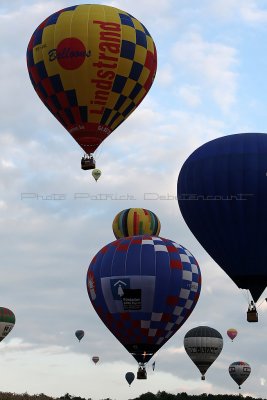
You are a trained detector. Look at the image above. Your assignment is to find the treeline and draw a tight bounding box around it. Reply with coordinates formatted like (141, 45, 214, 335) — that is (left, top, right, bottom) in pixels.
(0, 392, 265, 400)
(129, 393, 266, 400)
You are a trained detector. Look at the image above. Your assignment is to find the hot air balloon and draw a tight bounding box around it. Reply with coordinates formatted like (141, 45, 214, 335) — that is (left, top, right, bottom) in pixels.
(92, 168, 101, 182)
(227, 328, 237, 342)
(125, 372, 135, 386)
(87, 235, 201, 379)
(112, 208, 161, 239)
(184, 326, 223, 380)
(26, 4, 157, 170)
(177, 133, 267, 319)
(75, 330, 84, 342)
(229, 361, 251, 389)
(0, 307, 15, 342)
(92, 356, 99, 364)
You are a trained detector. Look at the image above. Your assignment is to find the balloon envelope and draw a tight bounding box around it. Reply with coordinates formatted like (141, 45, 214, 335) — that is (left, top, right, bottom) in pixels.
(92, 169, 101, 182)
(227, 328, 237, 341)
(87, 235, 201, 364)
(229, 361, 251, 388)
(112, 208, 161, 239)
(125, 372, 135, 386)
(184, 326, 223, 379)
(26, 4, 157, 154)
(0, 307, 15, 342)
(92, 356, 99, 364)
(75, 330, 84, 342)
(178, 132, 267, 302)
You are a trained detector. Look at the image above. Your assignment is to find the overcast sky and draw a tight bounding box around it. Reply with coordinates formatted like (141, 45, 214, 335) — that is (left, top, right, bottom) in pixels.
(1, 0, 267, 399)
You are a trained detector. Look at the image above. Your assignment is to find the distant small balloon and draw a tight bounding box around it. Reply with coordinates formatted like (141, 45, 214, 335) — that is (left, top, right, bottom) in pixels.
(112, 208, 161, 239)
(227, 328, 237, 342)
(92, 356, 99, 364)
(92, 169, 101, 182)
(0, 307, 15, 342)
(75, 330, 84, 342)
(125, 372, 135, 386)
(229, 361, 251, 389)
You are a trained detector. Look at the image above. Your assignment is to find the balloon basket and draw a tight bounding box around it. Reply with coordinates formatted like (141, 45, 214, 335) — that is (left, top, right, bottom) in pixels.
(247, 310, 258, 322)
(137, 366, 147, 379)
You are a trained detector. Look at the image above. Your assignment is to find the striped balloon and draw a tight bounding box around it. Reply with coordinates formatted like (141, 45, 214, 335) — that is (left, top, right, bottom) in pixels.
(112, 208, 161, 239)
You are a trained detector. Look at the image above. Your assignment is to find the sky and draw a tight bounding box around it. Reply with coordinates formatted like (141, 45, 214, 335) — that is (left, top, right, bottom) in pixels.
(1, 0, 267, 399)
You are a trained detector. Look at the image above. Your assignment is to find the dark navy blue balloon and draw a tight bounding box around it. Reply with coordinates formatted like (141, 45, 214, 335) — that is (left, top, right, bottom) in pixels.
(178, 133, 267, 302)
(75, 330, 84, 342)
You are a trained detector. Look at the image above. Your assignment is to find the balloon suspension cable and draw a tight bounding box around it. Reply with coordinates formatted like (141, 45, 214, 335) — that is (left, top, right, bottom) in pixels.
(138, 361, 146, 367)
(241, 289, 251, 305)
(256, 297, 267, 309)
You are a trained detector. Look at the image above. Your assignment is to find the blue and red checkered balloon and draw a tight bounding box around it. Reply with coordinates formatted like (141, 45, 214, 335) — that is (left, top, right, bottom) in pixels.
(87, 235, 201, 364)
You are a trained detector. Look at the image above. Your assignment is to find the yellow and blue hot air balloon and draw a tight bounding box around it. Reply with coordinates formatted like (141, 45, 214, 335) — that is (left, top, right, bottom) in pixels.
(26, 4, 157, 169)
(112, 208, 161, 239)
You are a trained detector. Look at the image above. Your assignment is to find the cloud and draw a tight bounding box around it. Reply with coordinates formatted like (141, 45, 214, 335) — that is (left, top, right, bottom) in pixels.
(171, 32, 238, 113)
(178, 85, 202, 107)
(157, 64, 175, 87)
(240, 2, 267, 22)
(207, 0, 267, 23)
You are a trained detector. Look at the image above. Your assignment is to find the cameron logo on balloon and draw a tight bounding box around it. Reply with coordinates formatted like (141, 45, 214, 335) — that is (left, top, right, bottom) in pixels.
(48, 38, 91, 70)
